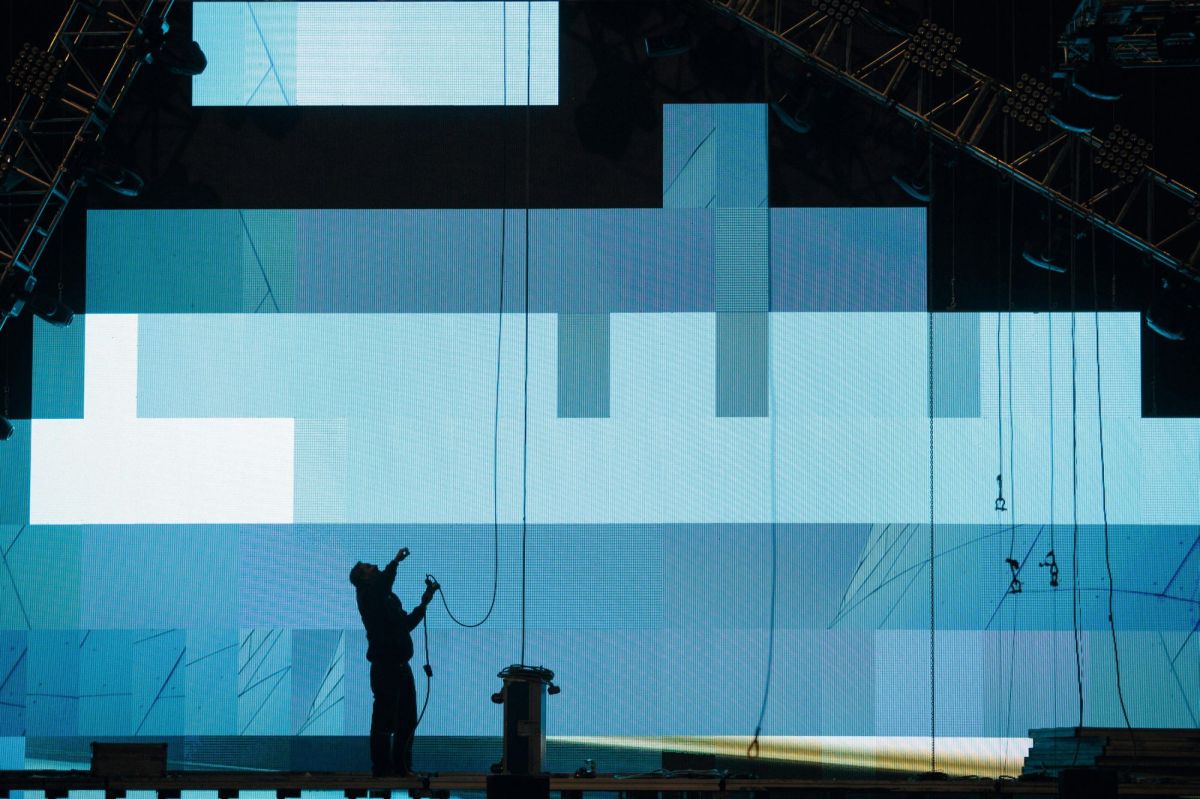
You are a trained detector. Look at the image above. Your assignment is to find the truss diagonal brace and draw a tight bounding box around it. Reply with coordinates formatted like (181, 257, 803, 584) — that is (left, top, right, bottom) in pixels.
(699, 0, 1200, 287)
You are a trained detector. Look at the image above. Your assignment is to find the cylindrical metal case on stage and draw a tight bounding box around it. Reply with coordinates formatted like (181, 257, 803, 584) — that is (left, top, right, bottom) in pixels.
(490, 664, 559, 776)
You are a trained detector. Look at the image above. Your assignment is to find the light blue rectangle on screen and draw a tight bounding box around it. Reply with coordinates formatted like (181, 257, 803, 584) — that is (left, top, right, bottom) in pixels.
(192, 2, 558, 106)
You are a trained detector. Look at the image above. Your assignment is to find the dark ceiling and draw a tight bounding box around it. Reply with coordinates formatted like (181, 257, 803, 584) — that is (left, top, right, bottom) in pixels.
(3, 0, 1199, 420)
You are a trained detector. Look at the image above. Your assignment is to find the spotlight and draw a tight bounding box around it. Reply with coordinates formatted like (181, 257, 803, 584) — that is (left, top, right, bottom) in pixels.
(5, 43, 65, 101)
(1146, 278, 1192, 341)
(80, 158, 144, 198)
(891, 150, 933, 203)
(902, 19, 961, 77)
(811, 0, 864, 26)
(1002, 74, 1060, 133)
(1022, 214, 1085, 274)
(1, 271, 73, 327)
(771, 88, 816, 135)
(1094, 125, 1152, 185)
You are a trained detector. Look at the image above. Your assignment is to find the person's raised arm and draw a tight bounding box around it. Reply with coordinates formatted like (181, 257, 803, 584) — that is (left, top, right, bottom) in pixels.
(379, 547, 409, 593)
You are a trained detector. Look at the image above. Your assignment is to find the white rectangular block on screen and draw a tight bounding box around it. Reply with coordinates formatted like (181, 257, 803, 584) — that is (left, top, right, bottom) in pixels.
(192, 2, 559, 106)
(30, 315, 294, 524)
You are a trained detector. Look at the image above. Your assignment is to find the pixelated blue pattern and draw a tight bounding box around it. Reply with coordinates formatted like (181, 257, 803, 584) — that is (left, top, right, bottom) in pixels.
(932, 314, 980, 417)
(0, 424, 30, 525)
(31, 319, 85, 420)
(1, 526, 81, 629)
(557, 314, 610, 418)
(13, 104, 1200, 758)
(192, 3, 558, 107)
(0, 633, 26, 735)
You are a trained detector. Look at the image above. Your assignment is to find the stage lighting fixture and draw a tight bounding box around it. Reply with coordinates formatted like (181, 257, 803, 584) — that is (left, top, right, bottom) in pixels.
(1021, 246, 1068, 274)
(5, 43, 65, 101)
(22, 290, 75, 328)
(891, 151, 933, 202)
(1146, 278, 1192, 341)
(1, 271, 73, 327)
(0, 417, 13, 441)
(902, 19, 961, 77)
(1094, 125, 1152, 185)
(812, 0, 863, 26)
(644, 28, 690, 58)
(1022, 218, 1084, 274)
(1002, 74, 1060, 132)
(80, 158, 145, 198)
(771, 89, 816, 135)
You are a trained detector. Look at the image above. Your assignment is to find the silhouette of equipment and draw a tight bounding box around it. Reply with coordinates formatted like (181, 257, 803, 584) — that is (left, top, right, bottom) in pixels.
(489, 665, 559, 778)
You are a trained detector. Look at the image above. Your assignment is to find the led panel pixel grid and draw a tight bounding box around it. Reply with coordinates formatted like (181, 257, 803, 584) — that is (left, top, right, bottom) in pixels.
(4, 104, 1198, 776)
(192, 2, 559, 106)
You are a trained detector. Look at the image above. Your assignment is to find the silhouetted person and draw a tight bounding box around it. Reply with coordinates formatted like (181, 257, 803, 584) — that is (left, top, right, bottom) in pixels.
(350, 548, 439, 776)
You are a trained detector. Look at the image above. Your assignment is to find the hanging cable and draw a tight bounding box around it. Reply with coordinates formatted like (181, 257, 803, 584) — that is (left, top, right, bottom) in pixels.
(926, 135, 937, 776)
(433, 3, 509, 629)
(1088, 158, 1137, 755)
(519, 0, 532, 667)
(1068, 141, 1086, 761)
(748, 206, 778, 761)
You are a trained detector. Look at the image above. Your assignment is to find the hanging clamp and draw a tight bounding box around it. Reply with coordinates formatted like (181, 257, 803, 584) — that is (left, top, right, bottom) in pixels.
(1038, 550, 1060, 588)
(994, 474, 1007, 511)
(1005, 557, 1022, 594)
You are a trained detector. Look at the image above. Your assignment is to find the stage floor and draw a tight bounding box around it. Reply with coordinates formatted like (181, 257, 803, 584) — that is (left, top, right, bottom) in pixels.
(3, 771, 1200, 798)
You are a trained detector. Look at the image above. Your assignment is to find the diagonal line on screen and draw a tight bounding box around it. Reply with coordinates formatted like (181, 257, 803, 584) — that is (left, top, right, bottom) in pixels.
(3, 525, 25, 558)
(662, 125, 716, 200)
(1162, 530, 1200, 595)
(246, 3, 292, 106)
(1159, 632, 1199, 726)
(240, 664, 290, 698)
(246, 67, 272, 106)
(238, 210, 281, 313)
(134, 644, 186, 735)
(0, 647, 27, 695)
(187, 642, 238, 668)
(240, 666, 290, 734)
(242, 629, 285, 688)
(297, 693, 344, 736)
(0, 549, 31, 630)
(299, 635, 342, 731)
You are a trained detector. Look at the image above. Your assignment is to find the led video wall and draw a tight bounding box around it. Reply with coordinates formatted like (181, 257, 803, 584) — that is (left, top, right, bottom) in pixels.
(1, 103, 1197, 778)
(191, 2, 559, 106)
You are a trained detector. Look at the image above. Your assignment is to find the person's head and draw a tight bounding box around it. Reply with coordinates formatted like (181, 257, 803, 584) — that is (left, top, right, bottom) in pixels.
(349, 561, 379, 588)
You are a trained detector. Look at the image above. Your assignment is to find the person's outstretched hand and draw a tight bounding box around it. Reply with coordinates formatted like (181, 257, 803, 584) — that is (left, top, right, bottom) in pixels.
(422, 577, 439, 604)
(395, 547, 410, 563)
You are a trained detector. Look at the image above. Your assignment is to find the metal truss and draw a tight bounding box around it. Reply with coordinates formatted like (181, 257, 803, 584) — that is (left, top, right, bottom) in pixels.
(0, 0, 176, 331)
(700, 0, 1200, 286)
(1061, 0, 1200, 69)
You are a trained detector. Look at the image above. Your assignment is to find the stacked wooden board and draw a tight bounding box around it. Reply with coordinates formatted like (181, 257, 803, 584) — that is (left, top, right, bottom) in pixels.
(1025, 728, 1200, 776)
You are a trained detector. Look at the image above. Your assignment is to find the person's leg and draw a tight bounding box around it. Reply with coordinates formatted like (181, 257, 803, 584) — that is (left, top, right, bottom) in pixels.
(392, 664, 419, 775)
(369, 661, 400, 776)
